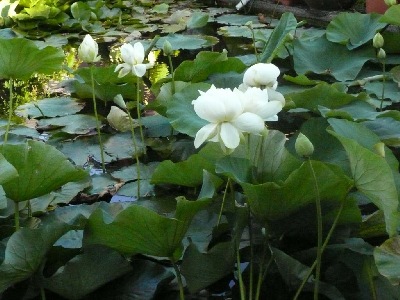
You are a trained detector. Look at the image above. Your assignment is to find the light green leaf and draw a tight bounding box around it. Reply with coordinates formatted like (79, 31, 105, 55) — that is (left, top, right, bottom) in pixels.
(156, 34, 218, 50)
(380, 5, 400, 26)
(38, 114, 99, 135)
(0, 38, 64, 80)
(326, 12, 386, 49)
(151, 154, 214, 187)
(70, 1, 91, 21)
(0, 140, 88, 202)
(0, 152, 18, 185)
(187, 11, 209, 29)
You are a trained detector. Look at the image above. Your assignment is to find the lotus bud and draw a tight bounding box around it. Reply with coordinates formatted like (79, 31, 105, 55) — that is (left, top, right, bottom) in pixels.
(384, 0, 397, 6)
(373, 142, 385, 158)
(295, 133, 314, 157)
(373, 33, 384, 49)
(377, 48, 386, 59)
(113, 94, 127, 110)
(163, 40, 173, 56)
(78, 34, 101, 63)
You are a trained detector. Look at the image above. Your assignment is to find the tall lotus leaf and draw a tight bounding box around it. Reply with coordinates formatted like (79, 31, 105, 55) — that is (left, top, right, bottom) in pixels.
(287, 83, 367, 112)
(326, 13, 386, 50)
(166, 82, 209, 137)
(380, 5, 400, 26)
(0, 38, 64, 80)
(181, 242, 235, 293)
(0, 222, 75, 292)
(293, 35, 374, 81)
(151, 154, 215, 187)
(83, 197, 210, 258)
(241, 161, 353, 221)
(374, 236, 400, 285)
(70, 1, 91, 21)
(43, 245, 132, 299)
(174, 50, 246, 83)
(0, 140, 88, 202)
(72, 66, 137, 101)
(0, 152, 17, 185)
(259, 12, 297, 63)
(328, 125, 400, 237)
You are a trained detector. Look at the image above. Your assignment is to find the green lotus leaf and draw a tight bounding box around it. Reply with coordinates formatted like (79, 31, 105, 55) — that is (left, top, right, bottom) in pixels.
(326, 12, 386, 49)
(380, 4, 400, 26)
(43, 245, 132, 299)
(156, 34, 218, 50)
(70, 1, 91, 21)
(16, 97, 84, 118)
(0, 140, 88, 202)
(0, 153, 18, 185)
(187, 11, 209, 29)
(83, 197, 210, 258)
(293, 35, 375, 81)
(329, 119, 400, 237)
(0, 38, 64, 80)
(374, 236, 400, 285)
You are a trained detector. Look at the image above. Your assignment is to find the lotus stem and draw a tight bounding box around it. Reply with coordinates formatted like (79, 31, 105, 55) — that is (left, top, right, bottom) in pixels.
(293, 198, 346, 300)
(136, 77, 146, 155)
(249, 211, 254, 300)
(90, 67, 106, 173)
(167, 55, 176, 94)
(236, 240, 246, 300)
(307, 159, 323, 300)
(217, 178, 231, 226)
(127, 110, 141, 199)
(4, 78, 14, 143)
(40, 287, 46, 300)
(380, 60, 386, 112)
(14, 201, 19, 231)
(171, 259, 185, 300)
(347, 74, 388, 87)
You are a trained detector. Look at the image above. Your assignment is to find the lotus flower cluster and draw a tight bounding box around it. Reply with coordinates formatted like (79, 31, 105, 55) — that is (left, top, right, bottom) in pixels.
(192, 63, 284, 152)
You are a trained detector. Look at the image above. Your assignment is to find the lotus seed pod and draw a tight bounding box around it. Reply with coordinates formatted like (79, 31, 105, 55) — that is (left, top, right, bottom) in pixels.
(163, 40, 173, 56)
(373, 33, 384, 49)
(295, 133, 314, 157)
(377, 48, 386, 59)
(384, 0, 397, 6)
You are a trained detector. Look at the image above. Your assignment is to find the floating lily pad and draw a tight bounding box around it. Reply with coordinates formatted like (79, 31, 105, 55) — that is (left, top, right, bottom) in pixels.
(38, 114, 99, 135)
(16, 97, 84, 118)
(156, 34, 218, 50)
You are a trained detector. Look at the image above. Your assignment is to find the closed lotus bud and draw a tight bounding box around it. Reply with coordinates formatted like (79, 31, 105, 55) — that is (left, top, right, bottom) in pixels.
(163, 40, 173, 56)
(373, 33, 384, 49)
(78, 34, 101, 63)
(295, 133, 314, 157)
(373, 142, 385, 158)
(384, 0, 397, 6)
(377, 48, 386, 59)
(113, 94, 126, 110)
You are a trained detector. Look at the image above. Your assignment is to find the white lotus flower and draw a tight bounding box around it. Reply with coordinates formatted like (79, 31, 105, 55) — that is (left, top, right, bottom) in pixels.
(115, 42, 148, 78)
(235, 87, 283, 122)
(243, 63, 280, 89)
(78, 34, 101, 63)
(192, 85, 265, 152)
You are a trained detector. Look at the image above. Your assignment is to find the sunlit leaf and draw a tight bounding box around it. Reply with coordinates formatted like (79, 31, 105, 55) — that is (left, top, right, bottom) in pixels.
(187, 11, 209, 29)
(0, 153, 18, 185)
(0, 38, 64, 80)
(0, 140, 88, 202)
(16, 97, 84, 118)
(380, 5, 400, 26)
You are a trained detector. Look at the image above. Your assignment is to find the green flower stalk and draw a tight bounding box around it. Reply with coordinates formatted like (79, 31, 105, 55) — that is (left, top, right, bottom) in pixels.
(78, 34, 106, 172)
(4, 78, 13, 143)
(163, 40, 176, 94)
(113, 94, 141, 199)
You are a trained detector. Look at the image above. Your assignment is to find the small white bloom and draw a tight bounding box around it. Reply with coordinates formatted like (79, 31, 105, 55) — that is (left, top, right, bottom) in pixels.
(78, 34, 101, 63)
(243, 63, 280, 89)
(235, 87, 283, 122)
(192, 85, 265, 151)
(115, 42, 149, 78)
